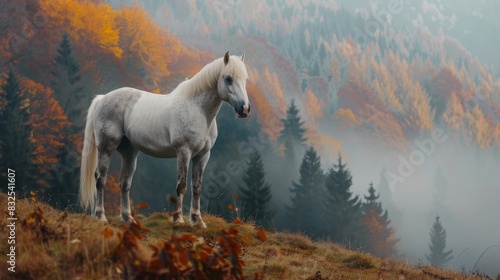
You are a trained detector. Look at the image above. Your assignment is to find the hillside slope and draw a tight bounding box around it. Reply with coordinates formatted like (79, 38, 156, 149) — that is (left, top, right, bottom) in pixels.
(0, 193, 479, 279)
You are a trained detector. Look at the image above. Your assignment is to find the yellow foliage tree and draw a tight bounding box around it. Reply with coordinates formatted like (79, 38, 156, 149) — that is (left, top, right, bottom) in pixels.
(334, 108, 361, 130)
(494, 123, 500, 148)
(262, 68, 287, 110)
(378, 63, 402, 113)
(362, 106, 408, 151)
(465, 106, 494, 149)
(442, 93, 464, 132)
(116, 4, 184, 77)
(40, 0, 122, 58)
(402, 83, 435, 136)
(330, 56, 342, 86)
(304, 89, 323, 129)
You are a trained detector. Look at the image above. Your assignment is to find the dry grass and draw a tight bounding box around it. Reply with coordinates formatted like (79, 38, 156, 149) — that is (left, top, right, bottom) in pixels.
(0, 193, 483, 279)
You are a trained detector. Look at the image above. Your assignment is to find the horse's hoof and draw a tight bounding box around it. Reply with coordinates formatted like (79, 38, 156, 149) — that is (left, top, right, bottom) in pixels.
(197, 221, 207, 229)
(173, 221, 185, 227)
(191, 219, 207, 229)
(121, 215, 136, 224)
(96, 216, 108, 223)
(173, 216, 186, 226)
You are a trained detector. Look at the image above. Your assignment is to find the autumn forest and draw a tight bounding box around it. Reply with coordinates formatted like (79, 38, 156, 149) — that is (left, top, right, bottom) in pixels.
(1, 0, 500, 276)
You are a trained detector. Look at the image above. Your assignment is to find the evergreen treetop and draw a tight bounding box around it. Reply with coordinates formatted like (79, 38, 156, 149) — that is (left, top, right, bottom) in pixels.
(363, 183, 387, 221)
(323, 154, 362, 244)
(278, 99, 307, 159)
(51, 33, 85, 126)
(426, 216, 453, 268)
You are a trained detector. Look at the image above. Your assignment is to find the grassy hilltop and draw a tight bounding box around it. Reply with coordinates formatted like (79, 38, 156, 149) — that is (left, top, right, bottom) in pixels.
(0, 193, 480, 279)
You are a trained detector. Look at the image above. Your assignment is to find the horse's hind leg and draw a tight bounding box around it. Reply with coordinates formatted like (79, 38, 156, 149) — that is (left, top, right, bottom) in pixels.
(117, 138, 139, 223)
(190, 151, 210, 228)
(94, 132, 122, 222)
(94, 151, 112, 222)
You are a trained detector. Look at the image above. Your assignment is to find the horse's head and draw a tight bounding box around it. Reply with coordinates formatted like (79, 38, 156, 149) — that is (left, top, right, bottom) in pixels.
(218, 51, 251, 118)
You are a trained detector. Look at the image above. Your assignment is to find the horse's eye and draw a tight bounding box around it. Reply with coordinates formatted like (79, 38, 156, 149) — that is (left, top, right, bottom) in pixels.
(225, 76, 233, 85)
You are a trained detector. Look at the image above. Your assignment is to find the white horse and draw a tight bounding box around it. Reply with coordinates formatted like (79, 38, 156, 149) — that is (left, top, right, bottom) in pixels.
(79, 52, 250, 228)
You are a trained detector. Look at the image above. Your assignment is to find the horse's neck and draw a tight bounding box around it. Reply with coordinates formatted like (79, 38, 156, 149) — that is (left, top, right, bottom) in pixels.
(172, 83, 222, 126)
(176, 59, 223, 124)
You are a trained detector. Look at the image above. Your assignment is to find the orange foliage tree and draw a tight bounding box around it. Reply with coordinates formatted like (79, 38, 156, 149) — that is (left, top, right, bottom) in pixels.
(442, 93, 465, 132)
(116, 3, 186, 91)
(24, 78, 70, 189)
(360, 183, 399, 259)
(40, 0, 122, 58)
(334, 108, 361, 131)
(246, 67, 285, 142)
(304, 89, 323, 129)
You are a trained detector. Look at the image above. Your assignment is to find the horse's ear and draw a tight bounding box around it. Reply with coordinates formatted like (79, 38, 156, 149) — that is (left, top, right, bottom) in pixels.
(223, 51, 230, 65)
(240, 52, 245, 62)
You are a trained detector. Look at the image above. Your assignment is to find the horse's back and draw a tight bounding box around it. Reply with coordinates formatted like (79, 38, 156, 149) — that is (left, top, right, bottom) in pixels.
(95, 87, 175, 157)
(100, 87, 144, 111)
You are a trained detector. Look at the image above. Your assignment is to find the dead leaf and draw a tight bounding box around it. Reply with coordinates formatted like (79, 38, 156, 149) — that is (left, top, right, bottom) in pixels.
(135, 203, 148, 210)
(101, 227, 114, 238)
(256, 230, 267, 242)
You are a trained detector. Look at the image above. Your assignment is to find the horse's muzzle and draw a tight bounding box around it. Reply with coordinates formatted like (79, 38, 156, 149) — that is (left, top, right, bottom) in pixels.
(236, 103, 250, 118)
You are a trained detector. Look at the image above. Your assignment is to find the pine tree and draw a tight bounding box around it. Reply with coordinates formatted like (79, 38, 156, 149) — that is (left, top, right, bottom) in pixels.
(51, 33, 85, 128)
(278, 99, 307, 161)
(0, 71, 35, 192)
(323, 154, 362, 245)
(47, 34, 85, 209)
(360, 183, 399, 258)
(47, 131, 80, 209)
(426, 216, 453, 268)
(286, 146, 323, 238)
(203, 160, 237, 221)
(238, 151, 273, 226)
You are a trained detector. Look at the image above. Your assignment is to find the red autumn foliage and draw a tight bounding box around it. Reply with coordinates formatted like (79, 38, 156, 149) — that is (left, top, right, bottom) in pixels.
(104, 218, 256, 279)
(103, 173, 121, 215)
(337, 78, 385, 117)
(427, 67, 464, 117)
(24, 78, 71, 188)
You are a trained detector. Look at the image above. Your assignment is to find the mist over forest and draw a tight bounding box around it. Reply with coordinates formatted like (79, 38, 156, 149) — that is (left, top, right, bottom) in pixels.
(1, 0, 499, 276)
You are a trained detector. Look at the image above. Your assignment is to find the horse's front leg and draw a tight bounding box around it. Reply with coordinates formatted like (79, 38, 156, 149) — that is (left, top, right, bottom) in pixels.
(173, 148, 191, 225)
(190, 151, 210, 228)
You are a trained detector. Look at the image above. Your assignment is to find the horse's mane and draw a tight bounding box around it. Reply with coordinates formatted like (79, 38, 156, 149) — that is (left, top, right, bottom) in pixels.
(174, 56, 248, 98)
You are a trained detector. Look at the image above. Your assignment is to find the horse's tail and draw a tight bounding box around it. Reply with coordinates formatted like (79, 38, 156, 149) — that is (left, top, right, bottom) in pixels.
(79, 95, 104, 212)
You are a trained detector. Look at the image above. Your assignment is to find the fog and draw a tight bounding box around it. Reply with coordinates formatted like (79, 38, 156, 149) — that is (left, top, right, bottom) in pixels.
(342, 133, 500, 274)
(105, 0, 500, 276)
